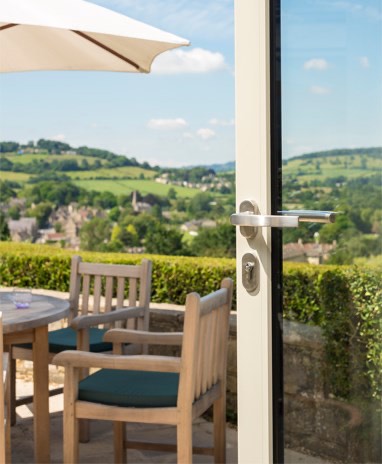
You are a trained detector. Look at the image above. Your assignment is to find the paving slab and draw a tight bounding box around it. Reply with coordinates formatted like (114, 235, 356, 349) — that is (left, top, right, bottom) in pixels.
(11, 379, 333, 464)
(11, 380, 238, 464)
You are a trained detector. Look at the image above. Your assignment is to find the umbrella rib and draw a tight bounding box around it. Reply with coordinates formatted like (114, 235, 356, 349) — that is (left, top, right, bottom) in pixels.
(72, 30, 144, 72)
(0, 23, 18, 31)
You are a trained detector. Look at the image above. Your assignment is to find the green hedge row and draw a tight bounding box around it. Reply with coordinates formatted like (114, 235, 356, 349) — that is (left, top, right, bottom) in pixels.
(0, 242, 381, 400)
(283, 263, 382, 401)
(0, 242, 237, 305)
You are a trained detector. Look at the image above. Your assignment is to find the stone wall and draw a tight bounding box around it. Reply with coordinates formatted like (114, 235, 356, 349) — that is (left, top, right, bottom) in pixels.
(283, 320, 381, 464)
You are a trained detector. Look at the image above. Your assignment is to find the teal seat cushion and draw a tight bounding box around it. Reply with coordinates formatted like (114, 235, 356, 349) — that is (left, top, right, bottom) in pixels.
(48, 327, 112, 353)
(16, 327, 112, 353)
(79, 369, 179, 408)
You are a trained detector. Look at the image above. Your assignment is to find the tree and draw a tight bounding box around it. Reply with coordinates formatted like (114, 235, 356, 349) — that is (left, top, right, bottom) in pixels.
(94, 191, 117, 209)
(167, 187, 177, 200)
(111, 223, 139, 248)
(0, 212, 10, 241)
(26, 202, 53, 228)
(108, 206, 121, 222)
(0, 180, 17, 202)
(8, 206, 21, 220)
(145, 223, 187, 256)
(188, 192, 213, 218)
(26, 181, 81, 206)
(190, 223, 236, 258)
(80, 217, 111, 251)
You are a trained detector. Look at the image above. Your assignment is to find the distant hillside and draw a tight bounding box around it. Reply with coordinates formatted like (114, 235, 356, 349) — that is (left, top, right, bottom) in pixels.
(187, 161, 235, 172)
(0, 139, 155, 171)
(207, 161, 235, 172)
(283, 147, 381, 184)
(290, 146, 382, 161)
(190, 147, 381, 172)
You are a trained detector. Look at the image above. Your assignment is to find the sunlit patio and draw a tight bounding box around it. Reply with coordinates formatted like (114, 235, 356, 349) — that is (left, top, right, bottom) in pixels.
(11, 350, 324, 464)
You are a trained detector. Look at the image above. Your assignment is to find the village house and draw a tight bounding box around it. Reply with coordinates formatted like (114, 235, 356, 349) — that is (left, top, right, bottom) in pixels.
(7, 217, 38, 242)
(283, 238, 336, 264)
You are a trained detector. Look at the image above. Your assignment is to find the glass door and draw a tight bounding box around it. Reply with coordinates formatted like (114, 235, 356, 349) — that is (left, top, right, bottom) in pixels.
(280, 1, 382, 463)
(234, 1, 381, 462)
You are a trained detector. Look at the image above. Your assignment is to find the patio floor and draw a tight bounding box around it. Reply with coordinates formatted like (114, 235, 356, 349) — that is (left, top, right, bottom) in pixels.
(11, 379, 238, 464)
(10, 380, 330, 464)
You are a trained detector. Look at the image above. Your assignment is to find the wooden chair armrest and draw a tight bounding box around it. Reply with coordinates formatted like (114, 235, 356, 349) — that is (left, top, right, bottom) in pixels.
(104, 328, 183, 346)
(70, 306, 146, 329)
(53, 351, 181, 373)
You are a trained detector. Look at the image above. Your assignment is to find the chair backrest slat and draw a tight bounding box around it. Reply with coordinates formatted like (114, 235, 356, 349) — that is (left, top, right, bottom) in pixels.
(194, 314, 205, 399)
(178, 278, 233, 407)
(93, 275, 102, 314)
(128, 277, 137, 307)
(104, 276, 114, 312)
(68, 256, 152, 331)
(81, 274, 91, 316)
(212, 307, 220, 385)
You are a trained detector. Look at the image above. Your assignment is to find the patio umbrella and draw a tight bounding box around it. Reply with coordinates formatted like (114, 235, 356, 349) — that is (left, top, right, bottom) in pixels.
(0, 0, 189, 73)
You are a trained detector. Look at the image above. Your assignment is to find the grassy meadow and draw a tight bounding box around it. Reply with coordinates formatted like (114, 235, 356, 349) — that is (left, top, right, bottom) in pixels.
(73, 178, 199, 198)
(67, 166, 157, 180)
(4, 152, 106, 166)
(283, 153, 381, 182)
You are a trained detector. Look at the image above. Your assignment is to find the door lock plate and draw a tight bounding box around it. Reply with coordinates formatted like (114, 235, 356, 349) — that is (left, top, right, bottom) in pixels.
(242, 253, 259, 293)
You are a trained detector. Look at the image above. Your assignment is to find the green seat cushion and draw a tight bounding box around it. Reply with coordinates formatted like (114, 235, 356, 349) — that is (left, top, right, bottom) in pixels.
(79, 369, 179, 408)
(16, 327, 112, 353)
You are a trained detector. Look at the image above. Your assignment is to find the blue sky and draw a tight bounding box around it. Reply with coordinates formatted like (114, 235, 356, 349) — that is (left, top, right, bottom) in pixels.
(281, 0, 382, 158)
(0, 0, 380, 166)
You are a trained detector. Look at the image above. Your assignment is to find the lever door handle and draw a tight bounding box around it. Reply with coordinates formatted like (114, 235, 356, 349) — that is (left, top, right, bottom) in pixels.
(230, 200, 337, 238)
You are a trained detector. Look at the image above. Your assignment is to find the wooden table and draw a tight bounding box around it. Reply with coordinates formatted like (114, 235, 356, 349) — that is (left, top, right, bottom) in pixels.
(0, 291, 69, 463)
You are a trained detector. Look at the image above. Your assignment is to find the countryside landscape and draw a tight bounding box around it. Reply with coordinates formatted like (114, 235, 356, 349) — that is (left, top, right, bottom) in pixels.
(0, 140, 381, 265)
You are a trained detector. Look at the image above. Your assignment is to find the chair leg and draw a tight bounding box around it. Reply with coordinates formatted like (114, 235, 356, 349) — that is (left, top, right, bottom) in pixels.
(63, 368, 80, 464)
(63, 414, 79, 464)
(9, 358, 17, 426)
(113, 421, 126, 464)
(177, 416, 193, 464)
(5, 414, 11, 464)
(213, 396, 226, 463)
(79, 418, 90, 443)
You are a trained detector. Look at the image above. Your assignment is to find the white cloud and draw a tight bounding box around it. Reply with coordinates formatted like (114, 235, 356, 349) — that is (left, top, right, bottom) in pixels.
(152, 48, 227, 74)
(147, 118, 188, 130)
(310, 85, 330, 95)
(359, 56, 370, 68)
(196, 128, 216, 140)
(304, 58, 329, 71)
(51, 134, 66, 141)
(209, 118, 235, 126)
(182, 132, 194, 139)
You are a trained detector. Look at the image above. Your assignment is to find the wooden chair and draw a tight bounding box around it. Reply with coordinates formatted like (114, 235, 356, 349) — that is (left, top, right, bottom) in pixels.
(10, 256, 152, 432)
(54, 277, 233, 464)
(0, 313, 11, 463)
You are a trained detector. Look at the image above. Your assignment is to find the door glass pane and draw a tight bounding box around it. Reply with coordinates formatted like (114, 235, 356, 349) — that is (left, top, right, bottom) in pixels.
(281, 1, 382, 462)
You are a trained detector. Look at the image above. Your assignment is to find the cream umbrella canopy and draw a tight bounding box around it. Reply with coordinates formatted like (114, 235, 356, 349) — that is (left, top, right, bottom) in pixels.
(0, 0, 189, 73)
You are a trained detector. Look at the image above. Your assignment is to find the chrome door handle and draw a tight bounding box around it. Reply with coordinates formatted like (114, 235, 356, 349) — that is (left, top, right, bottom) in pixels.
(230, 200, 337, 238)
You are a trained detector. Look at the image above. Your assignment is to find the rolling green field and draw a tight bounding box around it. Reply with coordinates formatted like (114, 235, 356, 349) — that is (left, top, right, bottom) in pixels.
(4, 152, 107, 166)
(283, 153, 381, 182)
(0, 171, 30, 182)
(72, 179, 199, 198)
(67, 166, 157, 180)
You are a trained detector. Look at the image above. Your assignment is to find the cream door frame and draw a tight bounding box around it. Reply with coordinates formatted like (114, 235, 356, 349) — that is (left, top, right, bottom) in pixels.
(235, 0, 273, 462)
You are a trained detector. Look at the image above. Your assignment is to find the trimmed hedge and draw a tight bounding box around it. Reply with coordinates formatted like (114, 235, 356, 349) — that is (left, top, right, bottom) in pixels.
(0, 242, 381, 400)
(0, 242, 237, 306)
